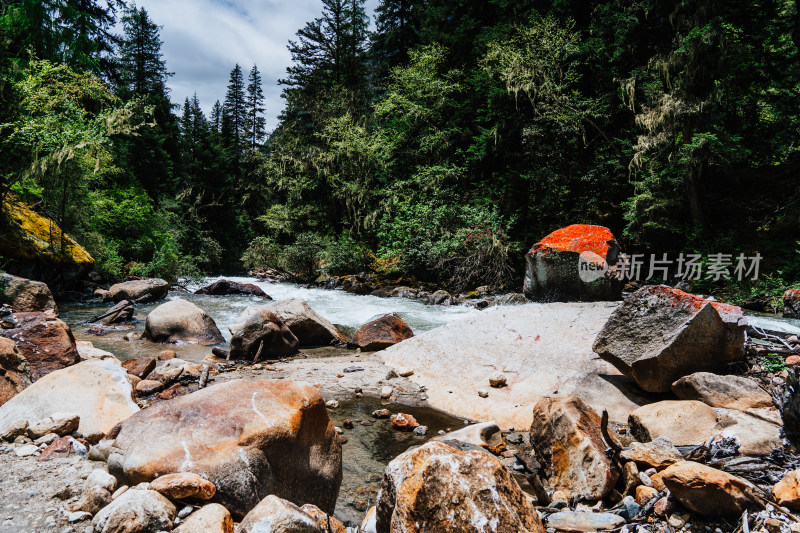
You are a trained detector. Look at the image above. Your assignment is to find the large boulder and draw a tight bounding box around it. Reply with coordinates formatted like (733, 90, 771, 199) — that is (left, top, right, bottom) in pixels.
(106, 379, 342, 519)
(592, 286, 747, 392)
(529, 396, 619, 501)
(660, 461, 761, 517)
(381, 302, 648, 428)
(0, 311, 80, 380)
(351, 313, 414, 351)
(195, 279, 271, 298)
(0, 337, 31, 407)
(629, 400, 719, 445)
(375, 441, 545, 533)
(523, 224, 623, 302)
(229, 308, 299, 360)
(236, 298, 343, 346)
(238, 495, 346, 533)
(785, 289, 800, 318)
(143, 298, 224, 345)
(0, 273, 57, 314)
(0, 194, 93, 282)
(672, 372, 773, 410)
(0, 359, 138, 438)
(108, 278, 169, 303)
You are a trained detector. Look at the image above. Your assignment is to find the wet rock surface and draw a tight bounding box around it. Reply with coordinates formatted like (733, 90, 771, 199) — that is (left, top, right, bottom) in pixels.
(107, 278, 169, 303)
(351, 313, 414, 351)
(0, 311, 80, 380)
(0, 273, 57, 314)
(143, 298, 224, 345)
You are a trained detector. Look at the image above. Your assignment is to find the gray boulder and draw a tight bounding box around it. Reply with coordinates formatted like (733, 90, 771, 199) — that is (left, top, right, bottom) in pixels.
(143, 298, 224, 345)
(0, 273, 57, 314)
(248, 298, 343, 346)
(592, 285, 746, 392)
(92, 488, 176, 533)
(108, 278, 169, 303)
(672, 372, 773, 410)
(229, 308, 299, 360)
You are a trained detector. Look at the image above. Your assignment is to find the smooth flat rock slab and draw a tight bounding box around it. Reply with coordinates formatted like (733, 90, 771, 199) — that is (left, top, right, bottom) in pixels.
(381, 302, 647, 428)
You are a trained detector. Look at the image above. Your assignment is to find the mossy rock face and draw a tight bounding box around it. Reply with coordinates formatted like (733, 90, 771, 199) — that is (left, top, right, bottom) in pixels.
(0, 195, 94, 282)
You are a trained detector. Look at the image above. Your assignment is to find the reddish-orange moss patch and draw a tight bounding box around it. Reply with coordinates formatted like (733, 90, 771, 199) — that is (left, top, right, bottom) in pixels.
(531, 224, 617, 258)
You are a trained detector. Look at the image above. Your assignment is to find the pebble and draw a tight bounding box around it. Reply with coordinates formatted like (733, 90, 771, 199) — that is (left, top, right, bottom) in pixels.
(477, 389, 489, 398)
(489, 373, 507, 388)
(413, 426, 428, 436)
(380, 386, 393, 399)
(325, 400, 339, 409)
(67, 511, 91, 523)
(343, 366, 364, 373)
(638, 472, 654, 487)
(397, 367, 414, 377)
(177, 505, 193, 519)
(14, 445, 39, 457)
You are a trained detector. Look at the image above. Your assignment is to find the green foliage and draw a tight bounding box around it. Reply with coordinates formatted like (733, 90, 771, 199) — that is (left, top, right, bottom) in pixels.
(321, 234, 373, 276)
(761, 353, 786, 373)
(282, 233, 328, 278)
(240, 236, 282, 271)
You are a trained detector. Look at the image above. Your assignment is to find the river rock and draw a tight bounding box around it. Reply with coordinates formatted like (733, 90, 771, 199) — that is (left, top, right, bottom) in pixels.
(375, 441, 545, 533)
(390, 413, 419, 431)
(593, 286, 746, 392)
(772, 470, 800, 510)
(147, 358, 201, 383)
(259, 298, 344, 346)
(143, 298, 224, 345)
(0, 337, 31, 407)
(149, 472, 216, 501)
(195, 279, 271, 297)
(175, 503, 233, 533)
(523, 224, 623, 302)
(108, 278, 169, 303)
(629, 401, 718, 445)
(620, 437, 683, 470)
(85, 469, 118, 493)
(545, 511, 626, 533)
(239, 495, 345, 533)
(135, 379, 163, 395)
(92, 488, 176, 533)
(351, 313, 414, 351)
(100, 300, 134, 325)
(381, 302, 646, 429)
(300, 504, 348, 533)
(661, 461, 761, 517)
(106, 379, 341, 519)
(0, 359, 138, 437)
(0, 312, 80, 380)
(785, 289, 800, 318)
(0, 273, 57, 313)
(530, 396, 619, 500)
(121, 357, 155, 379)
(429, 290, 455, 306)
(73, 485, 112, 515)
(715, 408, 783, 456)
(76, 341, 120, 364)
(672, 372, 773, 410)
(228, 308, 299, 360)
(432, 421, 504, 452)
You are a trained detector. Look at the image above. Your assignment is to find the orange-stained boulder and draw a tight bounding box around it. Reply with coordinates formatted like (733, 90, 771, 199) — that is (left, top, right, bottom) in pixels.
(785, 288, 800, 318)
(375, 441, 545, 533)
(773, 470, 800, 510)
(0, 312, 80, 380)
(390, 413, 419, 432)
(121, 357, 155, 379)
(529, 396, 619, 501)
(106, 379, 342, 519)
(593, 285, 746, 392)
(523, 224, 623, 302)
(0, 337, 31, 407)
(661, 461, 761, 517)
(238, 495, 346, 533)
(351, 313, 413, 351)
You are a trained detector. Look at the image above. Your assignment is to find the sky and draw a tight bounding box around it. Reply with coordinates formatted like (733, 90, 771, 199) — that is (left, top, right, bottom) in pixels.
(132, 0, 380, 131)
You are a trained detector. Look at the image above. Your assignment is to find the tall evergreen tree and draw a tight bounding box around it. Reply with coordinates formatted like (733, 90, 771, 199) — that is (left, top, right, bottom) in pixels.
(210, 100, 222, 133)
(222, 63, 246, 152)
(116, 5, 171, 99)
(245, 64, 266, 150)
(370, 0, 417, 82)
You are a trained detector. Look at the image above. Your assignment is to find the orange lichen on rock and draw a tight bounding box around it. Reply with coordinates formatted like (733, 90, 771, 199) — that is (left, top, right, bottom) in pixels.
(531, 224, 618, 259)
(643, 285, 744, 319)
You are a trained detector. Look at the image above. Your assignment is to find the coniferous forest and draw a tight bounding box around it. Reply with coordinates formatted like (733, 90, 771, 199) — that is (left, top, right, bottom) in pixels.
(1, 0, 799, 300)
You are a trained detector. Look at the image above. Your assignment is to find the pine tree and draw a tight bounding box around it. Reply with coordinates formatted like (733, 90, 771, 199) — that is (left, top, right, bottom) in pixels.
(222, 64, 246, 152)
(245, 64, 266, 150)
(210, 100, 222, 133)
(370, 0, 418, 82)
(281, 0, 369, 93)
(116, 5, 172, 99)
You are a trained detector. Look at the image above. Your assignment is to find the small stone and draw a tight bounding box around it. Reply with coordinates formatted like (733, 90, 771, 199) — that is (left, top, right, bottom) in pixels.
(397, 367, 414, 377)
(545, 511, 626, 532)
(343, 366, 364, 373)
(668, 514, 686, 529)
(343, 420, 355, 429)
(489, 374, 507, 388)
(390, 413, 420, 431)
(477, 389, 489, 398)
(638, 472, 653, 487)
(372, 409, 391, 419)
(635, 485, 659, 506)
(158, 350, 176, 360)
(325, 400, 339, 409)
(14, 444, 39, 457)
(786, 355, 800, 366)
(413, 426, 428, 436)
(177, 506, 193, 519)
(380, 386, 393, 399)
(67, 511, 91, 523)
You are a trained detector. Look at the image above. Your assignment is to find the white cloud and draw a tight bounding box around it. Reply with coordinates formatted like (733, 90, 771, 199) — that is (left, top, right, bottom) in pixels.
(131, 0, 380, 131)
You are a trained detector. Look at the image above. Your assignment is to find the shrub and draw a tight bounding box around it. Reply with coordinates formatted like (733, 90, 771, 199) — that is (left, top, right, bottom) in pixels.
(282, 233, 327, 278)
(240, 236, 282, 270)
(321, 234, 373, 276)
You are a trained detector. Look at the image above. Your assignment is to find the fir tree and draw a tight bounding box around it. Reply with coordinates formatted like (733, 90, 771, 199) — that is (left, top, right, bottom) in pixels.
(222, 63, 246, 152)
(370, 0, 417, 82)
(210, 100, 222, 133)
(245, 64, 266, 150)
